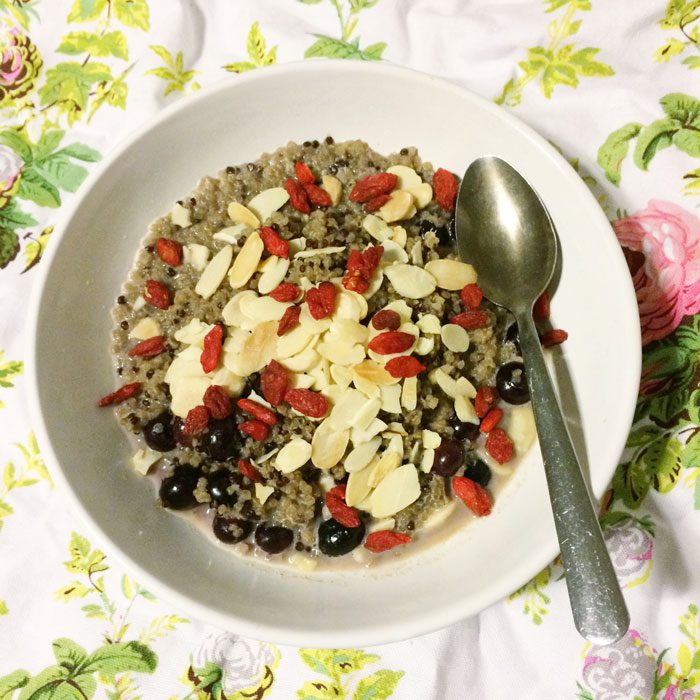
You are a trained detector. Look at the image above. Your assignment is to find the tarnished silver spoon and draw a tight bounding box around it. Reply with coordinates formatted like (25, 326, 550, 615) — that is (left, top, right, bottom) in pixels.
(455, 156, 629, 644)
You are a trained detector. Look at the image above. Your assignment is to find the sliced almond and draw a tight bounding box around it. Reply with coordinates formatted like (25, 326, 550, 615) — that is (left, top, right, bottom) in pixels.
(239, 294, 291, 322)
(227, 201, 260, 228)
(410, 240, 423, 266)
(378, 190, 414, 223)
(210, 367, 246, 396)
(308, 355, 331, 391)
(455, 394, 478, 424)
(129, 317, 161, 340)
(333, 292, 362, 322)
(164, 346, 203, 383)
(294, 246, 346, 259)
(424, 259, 477, 290)
(369, 463, 421, 518)
(423, 501, 456, 529)
(420, 448, 435, 473)
(290, 553, 318, 572)
(391, 225, 408, 247)
(173, 318, 212, 346)
(183, 243, 210, 271)
(362, 268, 384, 299)
(416, 313, 441, 334)
(329, 318, 369, 345)
(346, 464, 374, 507)
(288, 237, 307, 255)
(422, 429, 441, 449)
(317, 338, 365, 366)
(429, 367, 458, 399)
(320, 384, 344, 404)
(385, 433, 404, 458)
(344, 437, 382, 473)
(362, 214, 392, 242)
(455, 376, 477, 398)
(229, 320, 278, 376)
(247, 187, 289, 223)
(352, 372, 381, 399)
(300, 304, 333, 333)
(171, 202, 191, 227)
(213, 223, 249, 245)
(329, 364, 353, 389)
(255, 483, 275, 504)
(386, 165, 422, 189)
(132, 296, 146, 311)
(414, 337, 435, 356)
(195, 245, 233, 299)
(255, 447, 279, 464)
(380, 384, 402, 414)
(131, 448, 161, 476)
(385, 422, 407, 435)
(502, 405, 536, 457)
(368, 517, 396, 534)
(401, 376, 417, 410)
(383, 299, 413, 323)
(329, 390, 368, 430)
(368, 450, 401, 488)
(222, 290, 258, 327)
(276, 324, 316, 359)
(381, 239, 409, 265)
(384, 263, 436, 299)
(258, 256, 290, 295)
(409, 440, 420, 463)
(354, 396, 382, 431)
(169, 376, 209, 417)
(228, 231, 264, 289)
(275, 438, 312, 474)
(441, 324, 470, 353)
(405, 183, 433, 209)
(280, 346, 320, 373)
(351, 418, 387, 445)
(352, 359, 399, 386)
(289, 373, 315, 389)
(321, 175, 342, 205)
(312, 417, 350, 470)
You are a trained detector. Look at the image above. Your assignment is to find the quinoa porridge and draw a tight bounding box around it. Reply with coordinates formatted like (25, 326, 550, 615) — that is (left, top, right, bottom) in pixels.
(100, 138, 544, 569)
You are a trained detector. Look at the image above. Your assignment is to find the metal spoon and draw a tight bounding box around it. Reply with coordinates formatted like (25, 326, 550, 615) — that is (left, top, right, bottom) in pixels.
(455, 156, 629, 644)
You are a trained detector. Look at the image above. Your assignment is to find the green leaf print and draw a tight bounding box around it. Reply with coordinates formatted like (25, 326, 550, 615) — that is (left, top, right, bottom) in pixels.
(298, 681, 339, 699)
(111, 0, 150, 31)
(39, 62, 113, 122)
(223, 22, 278, 73)
(146, 46, 200, 96)
(57, 31, 129, 61)
(634, 119, 679, 170)
(67, 0, 108, 23)
(495, 0, 613, 106)
(508, 563, 555, 624)
(23, 227, 54, 273)
(79, 642, 157, 677)
(65, 532, 108, 577)
(0, 230, 20, 270)
(0, 600, 8, 616)
(0, 201, 37, 268)
(352, 671, 404, 700)
(0, 349, 23, 408)
(655, 0, 700, 70)
(0, 669, 29, 698)
(52, 640, 89, 672)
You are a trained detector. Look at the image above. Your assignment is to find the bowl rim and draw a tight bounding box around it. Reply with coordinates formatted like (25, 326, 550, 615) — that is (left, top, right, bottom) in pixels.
(25, 59, 641, 646)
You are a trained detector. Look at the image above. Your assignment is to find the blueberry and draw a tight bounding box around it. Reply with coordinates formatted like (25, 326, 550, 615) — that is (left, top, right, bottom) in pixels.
(506, 323, 521, 354)
(159, 465, 199, 510)
(201, 419, 240, 461)
(464, 458, 492, 488)
(255, 523, 294, 554)
(318, 518, 366, 557)
(451, 419, 480, 443)
(432, 437, 464, 477)
(212, 514, 253, 544)
(143, 411, 176, 452)
(496, 361, 529, 405)
(206, 469, 240, 507)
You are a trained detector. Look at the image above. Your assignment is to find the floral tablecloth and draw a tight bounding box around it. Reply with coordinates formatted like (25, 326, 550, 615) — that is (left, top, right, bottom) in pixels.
(1, 1, 699, 698)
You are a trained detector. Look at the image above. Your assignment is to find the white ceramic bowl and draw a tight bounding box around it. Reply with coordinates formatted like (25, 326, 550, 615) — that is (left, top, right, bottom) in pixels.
(27, 61, 640, 647)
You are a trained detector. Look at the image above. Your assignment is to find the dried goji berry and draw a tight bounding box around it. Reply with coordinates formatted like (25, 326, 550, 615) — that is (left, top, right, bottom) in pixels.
(461, 283, 483, 311)
(362, 246, 384, 274)
(534, 290, 550, 321)
(285, 177, 310, 214)
(259, 226, 289, 259)
(239, 419, 269, 441)
(98, 382, 141, 406)
(364, 193, 391, 212)
(325, 491, 361, 529)
(327, 484, 347, 501)
(474, 386, 497, 418)
(371, 309, 401, 331)
(368, 331, 416, 355)
(203, 385, 231, 419)
(128, 335, 166, 358)
(306, 281, 337, 320)
(144, 280, 172, 310)
(238, 459, 262, 483)
(156, 237, 182, 267)
(303, 183, 332, 207)
(433, 167, 458, 211)
(269, 282, 300, 302)
(342, 246, 384, 294)
(346, 249, 364, 273)
(261, 360, 289, 406)
(277, 305, 301, 336)
(349, 172, 398, 203)
(540, 328, 568, 347)
(485, 428, 514, 464)
(295, 161, 316, 185)
(237, 398, 278, 426)
(452, 476, 492, 516)
(182, 405, 210, 436)
(201, 324, 224, 373)
(479, 407, 503, 433)
(450, 311, 489, 330)
(385, 356, 426, 378)
(285, 388, 329, 418)
(342, 270, 369, 294)
(364, 530, 412, 553)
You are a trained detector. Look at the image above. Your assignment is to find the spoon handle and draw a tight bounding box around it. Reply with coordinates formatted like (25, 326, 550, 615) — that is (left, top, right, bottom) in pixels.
(515, 311, 629, 644)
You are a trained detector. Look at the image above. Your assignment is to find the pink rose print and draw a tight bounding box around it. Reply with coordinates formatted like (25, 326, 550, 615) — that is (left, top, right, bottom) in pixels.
(613, 200, 700, 346)
(604, 519, 653, 587)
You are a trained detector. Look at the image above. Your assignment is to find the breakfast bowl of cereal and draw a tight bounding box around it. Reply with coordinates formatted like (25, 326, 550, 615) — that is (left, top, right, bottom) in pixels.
(27, 61, 640, 646)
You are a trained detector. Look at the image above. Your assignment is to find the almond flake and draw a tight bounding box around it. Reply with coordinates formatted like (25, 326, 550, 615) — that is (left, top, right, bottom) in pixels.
(385, 433, 404, 459)
(255, 483, 275, 504)
(405, 183, 433, 209)
(380, 384, 402, 414)
(401, 376, 418, 410)
(183, 243, 210, 271)
(409, 441, 420, 463)
(424, 259, 477, 290)
(378, 190, 414, 223)
(227, 201, 260, 228)
(195, 245, 233, 299)
(222, 290, 258, 327)
(131, 448, 160, 476)
(276, 324, 316, 359)
(455, 376, 477, 398)
(385, 422, 407, 435)
(420, 448, 435, 473)
(173, 318, 212, 346)
(352, 359, 399, 386)
(362, 214, 392, 242)
(344, 437, 382, 472)
(383, 299, 413, 323)
(368, 450, 401, 488)
(321, 175, 342, 205)
(247, 187, 289, 223)
(213, 223, 250, 245)
(229, 320, 278, 376)
(300, 304, 333, 333)
(133, 296, 146, 311)
(308, 356, 331, 390)
(329, 389, 370, 430)
(354, 397, 382, 431)
(129, 317, 162, 340)
(429, 367, 459, 399)
(171, 202, 191, 227)
(441, 324, 470, 352)
(317, 338, 365, 366)
(321, 384, 344, 404)
(290, 553, 318, 572)
(275, 438, 312, 474)
(164, 346, 203, 383)
(258, 256, 290, 295)
(381, 239, 409, 265)
(228, 231, 264, 289)
(410, 240, 423, 266)
(169, 376, 210, 417)
(239, 294, 291, 322)
(416, 313, 441, 334)
(422, 429, 441, 449)
(254, 446, 279, 463)
(352, 372, 381, 399)
(289, 373, 315, 389)
(351, 418, 387, 445)
(212, 368, 246, 396)
(329, 364, 353, 389)
(337, 291, 368, 320)
(368, 518, 396, 534)
(415, 336, 435, 356)
(312, 417, 350, 470)
(502, 405, 536, 457)
(362, 268, 384, 299)
(329, 318, 369, 345)
(391, 225, 408, 247)
(288, 237, 307, 255)
(294, 246, 345, 259)
(346, 464, 374, 507)
(384, 263, 436, 299)
(280, 346, 320, 373)
(386, 165, 422, 189)
(455, 394, 478, 423)
(369, 463, 420, 518)
(422, 502, 456, 529)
